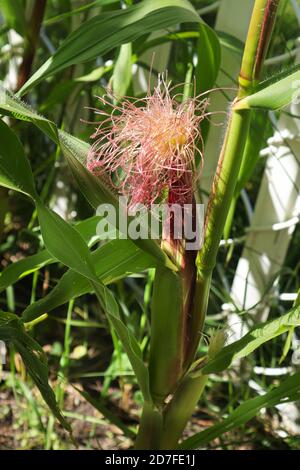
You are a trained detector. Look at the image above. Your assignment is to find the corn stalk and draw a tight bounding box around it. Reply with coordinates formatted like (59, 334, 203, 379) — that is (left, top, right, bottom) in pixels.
(201, 0, 255, 194)
(228, 40, 300, 334)
(135, 0, 280, 449)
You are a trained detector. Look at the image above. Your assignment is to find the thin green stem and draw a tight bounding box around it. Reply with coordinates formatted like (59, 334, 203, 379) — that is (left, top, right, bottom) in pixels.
(24, 313, 48, 330)
(223, 193, 238, 240)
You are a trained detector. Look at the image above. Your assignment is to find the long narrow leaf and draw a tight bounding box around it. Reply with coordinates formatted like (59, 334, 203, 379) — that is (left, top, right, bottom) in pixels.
(0, 216, 103, 292)
(235, 66, 300, 111)
(202, 305, 300, 375)
(22, 239, 156, 322)
(0, 119, 37, 198)
(179, 371, 300, 449)
(0, 311, 70, 432)
(19, 0, 205, 95)
(34, 200, 151, 402)
(0, 87, 174, 269)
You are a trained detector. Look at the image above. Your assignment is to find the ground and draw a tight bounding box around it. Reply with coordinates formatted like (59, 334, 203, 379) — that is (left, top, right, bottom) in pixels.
(0, 373, 297, 450)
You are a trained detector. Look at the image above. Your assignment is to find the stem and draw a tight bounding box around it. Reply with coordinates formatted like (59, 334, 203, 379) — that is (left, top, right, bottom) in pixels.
(149, 200, 198, 403)
(238, 0, 280, 97)
(24, 313, 48, 330)
(135, 402, 163, 450)
(195, 0, 280, 337)
(16, 0, 47, 91)
(138, 0, 280, 450)
(183, 271, 211, 371)
(154, 0, 280, 449)
(149, 267, 185, 403)
(160, 374, 208, 449)
(197, 110, 252, 273)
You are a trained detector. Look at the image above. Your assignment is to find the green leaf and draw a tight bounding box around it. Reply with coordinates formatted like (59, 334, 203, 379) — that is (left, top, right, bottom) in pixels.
(0, 311, 70, 431)
(44, 0, 120, 27)
(234, 111, 271, 195)
(58, 130, 119, 211)
(0, 85, 59, 143)
(0, 251, 54, 292)
(217, 31, 243, 56)
(235, 66, 300, 111)
(35, 201, 151, 401)
(75, 64, 112, 83)
(0, 87, 173, 269)
(194, 23, 221, 141)
(195, 23, 221, 94)
(22, 239, 156, 322)
(19, 0, 203, 95)
(201, 305, 300, 375)
(0, 0, 26, 35)
(92, 281, 151, 402)
(36, 200, 96, 282)
(75, 215, 109, 245)
(179, 371, 300, 449)
(0, 216, 103, 292)
(112, 43, 133, 99)
(0, 119, 37, 198)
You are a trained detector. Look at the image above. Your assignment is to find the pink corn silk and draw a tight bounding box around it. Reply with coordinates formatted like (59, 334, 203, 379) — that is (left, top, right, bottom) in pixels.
(87, 78, 208, 208)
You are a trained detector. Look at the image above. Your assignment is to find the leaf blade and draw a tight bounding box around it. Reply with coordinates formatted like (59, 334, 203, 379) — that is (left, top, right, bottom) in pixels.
(179, 371, 300, 449)
(19, 0, 203, 95)
(235, 66, 300, 111)
(0, 119, 37, 198)
(0, 311, 70, 432)
(202, 305, 300, 375)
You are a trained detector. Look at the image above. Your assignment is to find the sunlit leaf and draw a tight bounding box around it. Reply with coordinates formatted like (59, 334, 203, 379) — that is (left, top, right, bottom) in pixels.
(0, 0, 26, 35)
(235, 66, 300, 111)
(19, 0, 204, 95)
(36, 200, 96, 281)
(202, 305, 300, 374)
(195, 23, 221, 94)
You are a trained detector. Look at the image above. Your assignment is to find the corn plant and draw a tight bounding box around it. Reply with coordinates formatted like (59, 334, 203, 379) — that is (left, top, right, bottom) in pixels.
(0, 0, 300, 450)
